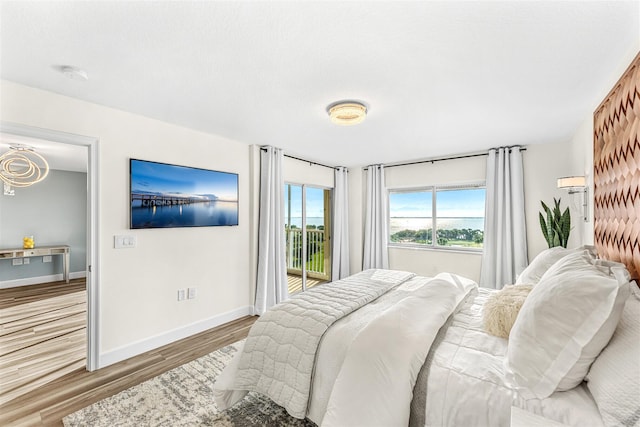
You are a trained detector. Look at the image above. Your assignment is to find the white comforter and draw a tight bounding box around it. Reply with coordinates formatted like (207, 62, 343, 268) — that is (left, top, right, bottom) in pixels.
(320, 273, 476, 426)
(225, 269, 416, 418)
(214, 271, 476, 425)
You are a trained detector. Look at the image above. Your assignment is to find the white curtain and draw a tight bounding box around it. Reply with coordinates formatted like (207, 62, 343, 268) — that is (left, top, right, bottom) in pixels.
(363, 164, 389, 270)
(255, 146, 288, 315)
(332, 166, 350, 280)
(480, 146, 528, 289)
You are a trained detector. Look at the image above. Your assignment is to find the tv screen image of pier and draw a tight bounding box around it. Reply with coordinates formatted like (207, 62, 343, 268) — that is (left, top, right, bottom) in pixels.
(130, 159, 239, 229)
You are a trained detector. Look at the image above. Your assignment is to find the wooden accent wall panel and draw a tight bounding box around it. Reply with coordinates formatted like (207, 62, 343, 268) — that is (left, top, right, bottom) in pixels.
(593, 52, 640, 282)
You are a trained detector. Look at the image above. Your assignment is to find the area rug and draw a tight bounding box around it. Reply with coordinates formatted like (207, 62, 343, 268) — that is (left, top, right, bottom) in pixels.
(63, 341, 316, 426)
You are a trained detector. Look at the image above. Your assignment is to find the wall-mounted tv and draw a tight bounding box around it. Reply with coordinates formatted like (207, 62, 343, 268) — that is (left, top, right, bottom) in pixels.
(130, 158, 239, 229)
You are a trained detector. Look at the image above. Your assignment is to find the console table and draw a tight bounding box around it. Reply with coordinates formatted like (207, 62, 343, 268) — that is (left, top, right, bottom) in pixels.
(0, 245, 71, 283)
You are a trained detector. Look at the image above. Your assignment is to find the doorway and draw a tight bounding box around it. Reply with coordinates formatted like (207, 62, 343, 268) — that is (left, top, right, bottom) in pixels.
(284, 183, 331, 294)
(0, 122, 99, 373)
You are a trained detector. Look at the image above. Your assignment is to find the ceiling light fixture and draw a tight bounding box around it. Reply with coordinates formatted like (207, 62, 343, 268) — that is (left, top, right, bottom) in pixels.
(0, 144, 50, 189)
(327, 101, 367, 126)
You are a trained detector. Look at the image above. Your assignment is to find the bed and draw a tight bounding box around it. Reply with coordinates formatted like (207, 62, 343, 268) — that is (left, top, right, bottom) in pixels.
(214, 250, 639, 426)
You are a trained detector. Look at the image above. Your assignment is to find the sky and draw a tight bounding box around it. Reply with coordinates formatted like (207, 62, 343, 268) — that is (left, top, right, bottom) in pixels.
(390, 188, 485, 218)
(285, 185, 485, 219)
(130, 159, 238, 201)
(285, 185, 325, 218)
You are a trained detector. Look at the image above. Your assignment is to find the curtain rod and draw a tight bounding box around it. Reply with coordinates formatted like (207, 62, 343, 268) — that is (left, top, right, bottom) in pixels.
(365, 146, 527, 170)
(260, 147, 341, 170)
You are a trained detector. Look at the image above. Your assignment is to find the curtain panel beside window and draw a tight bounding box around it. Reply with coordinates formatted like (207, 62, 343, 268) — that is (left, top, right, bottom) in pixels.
(332, 166, 350, 280)
(255, 146, 288, 315)
(363, 164, 389, 269)
(480, 146, 528, 289)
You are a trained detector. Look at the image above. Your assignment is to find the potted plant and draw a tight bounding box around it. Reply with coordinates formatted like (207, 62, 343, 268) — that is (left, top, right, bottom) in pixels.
(539, 198, 571, 248)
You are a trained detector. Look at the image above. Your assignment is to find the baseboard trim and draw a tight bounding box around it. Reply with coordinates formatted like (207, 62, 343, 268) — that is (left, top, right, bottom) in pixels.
(99, 305, 254, 369)
(0, 271, 87, 289)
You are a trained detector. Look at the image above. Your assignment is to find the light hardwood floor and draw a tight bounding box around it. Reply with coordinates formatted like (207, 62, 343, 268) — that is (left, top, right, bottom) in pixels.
(0, 305, 256, 426)
(287, 274, 325, 294)
(0, 279, 87, 407)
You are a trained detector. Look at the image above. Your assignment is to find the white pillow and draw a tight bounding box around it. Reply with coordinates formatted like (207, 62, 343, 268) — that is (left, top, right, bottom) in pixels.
(515, 245, 595, 285)
(586, 283, 640, 427)
(505, 251, 630, 398)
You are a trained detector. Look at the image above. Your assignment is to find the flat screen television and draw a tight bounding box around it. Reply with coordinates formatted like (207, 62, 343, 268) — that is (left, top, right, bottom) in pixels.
(130, 158, 239, 229)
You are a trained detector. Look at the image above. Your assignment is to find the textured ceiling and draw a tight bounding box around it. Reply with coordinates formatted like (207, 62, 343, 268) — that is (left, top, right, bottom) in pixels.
(1, 1, 639, 167)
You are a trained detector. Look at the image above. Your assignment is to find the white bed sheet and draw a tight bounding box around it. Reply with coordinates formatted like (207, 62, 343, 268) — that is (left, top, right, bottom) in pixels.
(424, 287, 605, 427)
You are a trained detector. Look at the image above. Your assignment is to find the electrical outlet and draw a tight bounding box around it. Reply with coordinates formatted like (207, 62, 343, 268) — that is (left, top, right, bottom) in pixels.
(43, 255, 52, 263)
(12, 258, 23, 266)
(177, 289, 186, 301)
(187, 287, 197, 299)
(23, 258, 30, 265)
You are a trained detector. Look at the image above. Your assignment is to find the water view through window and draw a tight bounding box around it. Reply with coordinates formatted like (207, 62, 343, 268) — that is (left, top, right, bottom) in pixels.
(389, 186, 485, 249)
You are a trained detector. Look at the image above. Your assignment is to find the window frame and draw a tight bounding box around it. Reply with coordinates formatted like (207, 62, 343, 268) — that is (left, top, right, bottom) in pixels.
(387, 182, 486, 253)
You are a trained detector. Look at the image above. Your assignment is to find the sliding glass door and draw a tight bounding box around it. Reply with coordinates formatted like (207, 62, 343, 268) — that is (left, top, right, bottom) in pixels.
(285, 184, 331, 294)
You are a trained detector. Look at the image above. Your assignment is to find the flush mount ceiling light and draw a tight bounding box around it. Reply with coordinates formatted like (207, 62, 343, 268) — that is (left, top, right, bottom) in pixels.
(327, 101, 367, 126)
(0, 144, 50, 188)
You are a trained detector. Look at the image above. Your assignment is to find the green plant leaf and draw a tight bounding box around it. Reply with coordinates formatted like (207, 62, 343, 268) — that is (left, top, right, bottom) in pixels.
(539, 212, 552, 247)
(539, 198, 570, 249)
(560, 208, 571, 248)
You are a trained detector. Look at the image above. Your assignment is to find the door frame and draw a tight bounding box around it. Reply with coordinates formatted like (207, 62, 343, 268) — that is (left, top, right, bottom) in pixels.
(0, 121, 100, 371)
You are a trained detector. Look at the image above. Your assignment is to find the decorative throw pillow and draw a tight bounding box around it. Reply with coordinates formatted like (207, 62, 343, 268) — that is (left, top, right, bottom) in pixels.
(505, 251, 630, 398)
(586, 284, 640, 427)
(483, 285, 533, 338)
(515, 245, 596, 285)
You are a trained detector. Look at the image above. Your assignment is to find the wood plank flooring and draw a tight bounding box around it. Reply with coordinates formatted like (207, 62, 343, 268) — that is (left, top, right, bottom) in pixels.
(0, 313, 257, 426)
(0, 280, 87, 407)
(287, 274, 325, 294)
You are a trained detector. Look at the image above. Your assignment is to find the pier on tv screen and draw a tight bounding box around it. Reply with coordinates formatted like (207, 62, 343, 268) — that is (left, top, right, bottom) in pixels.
(130, 158, 239, 229)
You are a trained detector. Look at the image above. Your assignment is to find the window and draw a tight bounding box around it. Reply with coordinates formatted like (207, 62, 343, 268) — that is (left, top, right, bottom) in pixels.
(389, 184, 485, 250)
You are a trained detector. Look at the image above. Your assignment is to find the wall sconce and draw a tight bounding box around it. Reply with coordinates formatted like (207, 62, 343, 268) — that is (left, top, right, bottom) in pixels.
(557, 176, 588, 222)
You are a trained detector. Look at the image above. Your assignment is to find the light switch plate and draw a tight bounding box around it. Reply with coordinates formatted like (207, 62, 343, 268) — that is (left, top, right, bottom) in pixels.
(114, 235, 137, 249)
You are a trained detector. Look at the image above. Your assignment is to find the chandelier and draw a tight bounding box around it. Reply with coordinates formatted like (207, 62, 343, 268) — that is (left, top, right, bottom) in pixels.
(0, 144, 50, 188)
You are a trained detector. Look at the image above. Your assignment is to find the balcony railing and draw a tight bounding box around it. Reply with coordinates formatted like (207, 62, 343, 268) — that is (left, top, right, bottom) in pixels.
(285, 227, 329, 280)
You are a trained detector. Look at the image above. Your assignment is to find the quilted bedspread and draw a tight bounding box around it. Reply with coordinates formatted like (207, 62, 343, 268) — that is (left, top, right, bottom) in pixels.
(231, 269, 415, 418)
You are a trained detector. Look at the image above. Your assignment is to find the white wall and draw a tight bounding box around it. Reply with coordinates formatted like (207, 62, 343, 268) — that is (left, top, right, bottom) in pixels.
(283, 156, 334, 188)
(1, 80, 252, 366)
(522, 139, 582, 259)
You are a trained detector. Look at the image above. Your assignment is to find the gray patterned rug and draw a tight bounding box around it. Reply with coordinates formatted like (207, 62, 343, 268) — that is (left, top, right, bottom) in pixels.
(63, 341, 316, 426)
